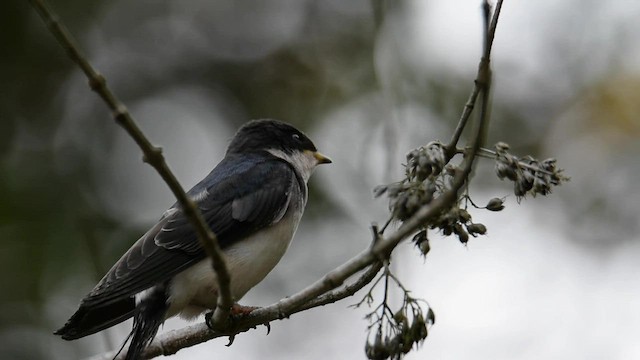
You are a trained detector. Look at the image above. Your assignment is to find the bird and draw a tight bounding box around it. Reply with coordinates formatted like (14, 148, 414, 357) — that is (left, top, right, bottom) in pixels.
(55, 119, 332, 360)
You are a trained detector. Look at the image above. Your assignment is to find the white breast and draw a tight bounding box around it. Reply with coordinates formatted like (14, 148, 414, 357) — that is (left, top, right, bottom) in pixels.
(166, 198, 305, 319)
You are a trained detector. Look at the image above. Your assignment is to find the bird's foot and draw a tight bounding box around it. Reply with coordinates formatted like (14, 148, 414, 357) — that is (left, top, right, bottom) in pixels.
(205, 304, 259, 330)
(231, 303, 259, 316)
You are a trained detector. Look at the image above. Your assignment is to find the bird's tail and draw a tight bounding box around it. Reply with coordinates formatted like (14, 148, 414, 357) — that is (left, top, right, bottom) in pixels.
(55, 298, 136, 340)
(116, 288, 168, 360)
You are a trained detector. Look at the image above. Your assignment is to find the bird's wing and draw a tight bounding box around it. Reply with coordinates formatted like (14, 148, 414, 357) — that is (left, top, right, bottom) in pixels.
(80, 156, 299, 308)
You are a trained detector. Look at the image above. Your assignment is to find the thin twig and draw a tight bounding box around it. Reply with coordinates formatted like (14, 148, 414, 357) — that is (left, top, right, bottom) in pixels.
(446, 86, 481, 159)
(452, 146, 558, 176)
(296, 262, 384, 312)
(445, 0, 503, 159)
(28, 0, 234, 326)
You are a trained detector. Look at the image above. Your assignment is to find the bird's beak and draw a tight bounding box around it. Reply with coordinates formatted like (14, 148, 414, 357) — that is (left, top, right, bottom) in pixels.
(313, 151, 332, 165)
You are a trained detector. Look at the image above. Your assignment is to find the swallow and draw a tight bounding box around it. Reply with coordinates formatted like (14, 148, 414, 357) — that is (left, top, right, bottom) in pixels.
(55, 119, 331, 359)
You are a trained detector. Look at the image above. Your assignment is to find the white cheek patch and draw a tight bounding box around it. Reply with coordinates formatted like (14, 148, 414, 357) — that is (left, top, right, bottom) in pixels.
(267, 149, 318, 183)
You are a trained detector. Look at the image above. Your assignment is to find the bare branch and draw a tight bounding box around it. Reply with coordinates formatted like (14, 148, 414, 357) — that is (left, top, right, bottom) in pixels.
(87, 263, 383, 360)
(27, 0, 234, 327)
(297, 261, 384, 312)
(445, 0, 504, 158)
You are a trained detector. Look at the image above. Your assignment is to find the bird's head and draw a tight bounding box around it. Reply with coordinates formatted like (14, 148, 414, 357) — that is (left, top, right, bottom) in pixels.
(227, 119, 331, 181)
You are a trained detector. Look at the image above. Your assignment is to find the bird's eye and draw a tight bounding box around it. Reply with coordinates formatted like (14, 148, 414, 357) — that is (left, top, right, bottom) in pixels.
(292, 134, 301, 142)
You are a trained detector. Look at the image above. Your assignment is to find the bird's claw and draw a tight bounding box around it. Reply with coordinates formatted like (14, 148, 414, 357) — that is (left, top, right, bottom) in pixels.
(204, 311, 214, 330)
(206, 304, 259, 330)
(226, 334, 236, 347)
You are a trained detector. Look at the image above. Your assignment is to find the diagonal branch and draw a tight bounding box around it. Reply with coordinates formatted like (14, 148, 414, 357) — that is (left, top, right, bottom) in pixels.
(445, 0, 504, 159)
(28, 0, 234, 327)
(87, 262, 384, 360)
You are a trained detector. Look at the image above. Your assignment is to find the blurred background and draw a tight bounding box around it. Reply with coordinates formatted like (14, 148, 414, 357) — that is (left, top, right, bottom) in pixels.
(3, 0, 640, 359)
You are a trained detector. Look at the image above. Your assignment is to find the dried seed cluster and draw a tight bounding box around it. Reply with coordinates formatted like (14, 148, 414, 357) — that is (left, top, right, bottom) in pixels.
(366, 137, 568, 359)
(374, 141, 445, 221)
(406, 142, 446, 182)
(375, 142, 495, 252)
(363, 289, 435, 360)
(365, 309, 432, 360)
(429, 207, 487, 245)
(494, 142, 568, 200)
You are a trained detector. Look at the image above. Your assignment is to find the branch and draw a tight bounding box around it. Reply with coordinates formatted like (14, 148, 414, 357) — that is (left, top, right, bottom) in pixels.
(445, 0, 503, 159)
(296, 260, 384, 312)
(27, 0, 234, 326)
(88, 262, 384, 360)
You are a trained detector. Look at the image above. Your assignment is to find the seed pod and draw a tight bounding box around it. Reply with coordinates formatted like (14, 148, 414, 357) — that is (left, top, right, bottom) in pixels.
(401, 332, 414, 354)
(392, 194, 409, 220)
(520, 170, 535, 192)
(458, 208, 471, 223)
(372, 333, 387, 359)
(496, 161, 517, 181)
(454, 223, 469, 243)
(406, 149, 419, 162)
(485, 198, 505, 211)
(514, 179, 528, 197)
(418, 240, 430, 256)
(549, 173, 562, 186)
(542, 158, 557, 172)
(457, 229, 469, 244)
(386, 335, 400, 357)
(416, 168, 430, 182)
(411, 314, 428, 341)
(394, 309, 407, 324)
(426, 307, 436, 325)
(533, 176, 551, 196)
(427, 142, 445, 163)
(418, 152, 429, 168)
(467, 223, 487, 236)
(365, 341, 374, 359)
(412, 230, 428, 244)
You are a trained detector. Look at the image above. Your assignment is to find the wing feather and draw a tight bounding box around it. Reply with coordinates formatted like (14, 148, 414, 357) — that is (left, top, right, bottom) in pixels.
(78, 155, 297, 308)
